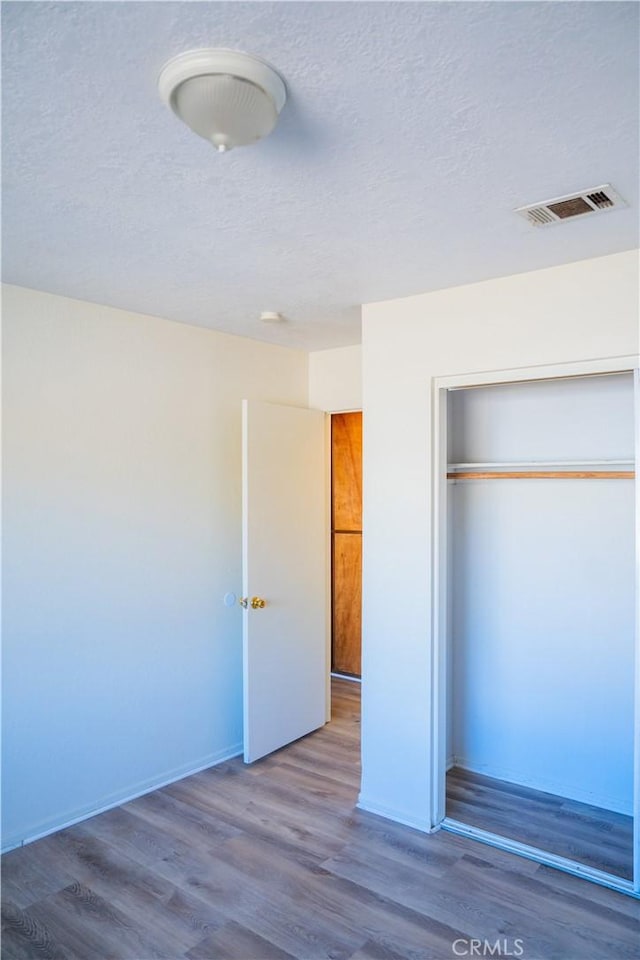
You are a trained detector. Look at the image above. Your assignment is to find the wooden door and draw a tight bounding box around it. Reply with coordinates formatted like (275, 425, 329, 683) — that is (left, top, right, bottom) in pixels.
(242, 400, 328, 762)
(331, 412, 362, 677)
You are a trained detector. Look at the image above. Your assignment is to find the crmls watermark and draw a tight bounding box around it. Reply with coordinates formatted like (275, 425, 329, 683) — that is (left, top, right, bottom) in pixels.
(452, 938, 525, 957)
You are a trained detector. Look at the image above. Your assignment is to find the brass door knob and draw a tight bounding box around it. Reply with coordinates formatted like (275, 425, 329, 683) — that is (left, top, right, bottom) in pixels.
(239, 597, 267, 609)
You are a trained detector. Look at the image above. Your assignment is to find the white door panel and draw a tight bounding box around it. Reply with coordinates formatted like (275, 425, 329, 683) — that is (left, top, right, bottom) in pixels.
(242, 400, 328, 763)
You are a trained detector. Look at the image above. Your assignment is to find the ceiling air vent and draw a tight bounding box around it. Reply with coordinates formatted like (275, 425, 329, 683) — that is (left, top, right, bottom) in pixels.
(515, 184, 627, 227)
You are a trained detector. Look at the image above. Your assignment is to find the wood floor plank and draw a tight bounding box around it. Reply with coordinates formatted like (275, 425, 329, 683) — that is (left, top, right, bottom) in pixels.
(155, 835, 368, 960)
(73, 803, 202, 868)
(40, 827, 224, 954)
(120, 785, 244, 851)
(531, 863, 640, 919)
(253, 758, 359, 803)
(447, 766, 634, 879)
(1, 840, 76, 910)
(441, 853, 640, 959)
(347, 942, 408, 960)
(25, 882, 183, 960)
(1, 900, 71, 960)
(186, 920, 297, 960)
(2, 680, 638, 960)
(210, 831, 471, 960)
(43, 828, 175, 904)
(163, 772, 348, 863)
(412, 825, 541, 877)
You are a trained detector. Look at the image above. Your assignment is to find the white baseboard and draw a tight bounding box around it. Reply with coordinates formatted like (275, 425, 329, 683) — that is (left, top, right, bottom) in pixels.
(331, 672, 361, 683)
(1, 742, 243, 853)
(357, 794, 435, 833)
(451, 756, 632, 817)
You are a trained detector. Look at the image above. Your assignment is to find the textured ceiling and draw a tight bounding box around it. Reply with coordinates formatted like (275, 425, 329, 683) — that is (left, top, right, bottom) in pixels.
(2, 1, 639, 350)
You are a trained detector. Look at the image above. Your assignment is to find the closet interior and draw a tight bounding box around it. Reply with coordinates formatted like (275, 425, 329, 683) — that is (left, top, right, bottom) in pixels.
(444, 371, 636, 882)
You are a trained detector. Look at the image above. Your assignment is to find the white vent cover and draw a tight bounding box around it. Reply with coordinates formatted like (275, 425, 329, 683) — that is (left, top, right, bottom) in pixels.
(515, 184, 627, 227)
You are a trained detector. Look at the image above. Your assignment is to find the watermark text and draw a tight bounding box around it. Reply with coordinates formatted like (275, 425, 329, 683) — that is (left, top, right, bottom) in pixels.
(452, 938, 525, 957)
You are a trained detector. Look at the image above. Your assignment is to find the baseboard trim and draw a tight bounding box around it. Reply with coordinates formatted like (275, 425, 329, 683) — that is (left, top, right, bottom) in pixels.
(331, 672, 362, 683)
(357, 795, 435, 833)
(1, 742, 243, 853)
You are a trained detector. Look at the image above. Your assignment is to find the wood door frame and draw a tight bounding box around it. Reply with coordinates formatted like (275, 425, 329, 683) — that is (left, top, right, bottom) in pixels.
(322, 407, 363, 718)
(324, 413, 332, 720)
(330, 410, 363, 681)
(431, 354, 640, 898)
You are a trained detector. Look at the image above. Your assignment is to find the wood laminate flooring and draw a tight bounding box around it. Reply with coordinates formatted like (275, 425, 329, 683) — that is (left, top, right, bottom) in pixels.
(2, 680, 639, 960)
(446, 767, 634, 882)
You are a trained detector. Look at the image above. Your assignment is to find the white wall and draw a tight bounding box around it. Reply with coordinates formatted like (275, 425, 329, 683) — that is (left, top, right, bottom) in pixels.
(359, 250, 639, 830)
(449, 375, 635, 814)
(1, 285, 308, 849)
(309, 344, 362, 412)
(448, 374, 635, 464)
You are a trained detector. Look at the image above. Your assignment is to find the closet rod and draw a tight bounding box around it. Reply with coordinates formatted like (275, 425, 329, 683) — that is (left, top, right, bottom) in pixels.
(447, 471, 635, 480)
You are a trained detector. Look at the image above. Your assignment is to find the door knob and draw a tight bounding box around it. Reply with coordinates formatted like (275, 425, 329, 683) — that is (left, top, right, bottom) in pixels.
(239, 597, 267, 609)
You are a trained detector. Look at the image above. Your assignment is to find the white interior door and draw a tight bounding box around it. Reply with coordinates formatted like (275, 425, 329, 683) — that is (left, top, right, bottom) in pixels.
(242, 399, 328, 763)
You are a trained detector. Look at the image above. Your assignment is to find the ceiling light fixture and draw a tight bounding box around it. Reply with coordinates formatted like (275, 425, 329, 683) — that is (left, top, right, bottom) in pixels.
(158, 48, 287, 153)
(259, 311, 285, 323)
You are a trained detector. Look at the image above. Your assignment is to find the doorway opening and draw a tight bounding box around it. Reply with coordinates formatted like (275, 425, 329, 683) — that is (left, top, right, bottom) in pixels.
(331, 412, 362, 681)
(432, 359, 639, 899)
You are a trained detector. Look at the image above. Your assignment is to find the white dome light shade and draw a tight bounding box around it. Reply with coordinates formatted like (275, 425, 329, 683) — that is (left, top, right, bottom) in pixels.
(158, 49, 287, 153)
(174, 75, 277, 151)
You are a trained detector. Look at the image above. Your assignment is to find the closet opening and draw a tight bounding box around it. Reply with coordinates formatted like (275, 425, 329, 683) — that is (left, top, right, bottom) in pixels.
(432, 359, 639, 899)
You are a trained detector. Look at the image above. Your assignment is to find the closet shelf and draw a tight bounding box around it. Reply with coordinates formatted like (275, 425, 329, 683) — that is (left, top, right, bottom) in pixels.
(448, 460, 634, 470)
(447, 460, 635, 481)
